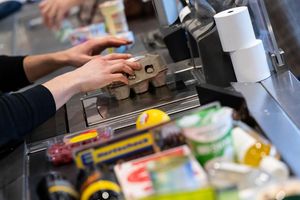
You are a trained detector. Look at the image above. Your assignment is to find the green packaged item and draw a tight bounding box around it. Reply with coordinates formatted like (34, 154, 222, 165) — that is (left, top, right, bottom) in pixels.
(140, 187, 216, 200)
(147, 156, 203, 194)
(178, 107, 234, 166)
(216, 186, 239, 200)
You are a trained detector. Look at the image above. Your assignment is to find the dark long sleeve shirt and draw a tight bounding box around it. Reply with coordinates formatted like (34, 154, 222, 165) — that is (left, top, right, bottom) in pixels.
(0, 56, 56, 148)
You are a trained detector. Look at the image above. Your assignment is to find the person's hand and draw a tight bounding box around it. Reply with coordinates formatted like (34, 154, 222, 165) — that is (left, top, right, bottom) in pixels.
(61, 36, 133, 67)
(43, 57, 141, 109)
(39, 0, 81, 29)
(70, 57, 141, 92)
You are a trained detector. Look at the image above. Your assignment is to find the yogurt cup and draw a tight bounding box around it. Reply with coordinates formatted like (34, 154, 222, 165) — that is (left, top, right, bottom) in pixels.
(99, 0, 129, 35)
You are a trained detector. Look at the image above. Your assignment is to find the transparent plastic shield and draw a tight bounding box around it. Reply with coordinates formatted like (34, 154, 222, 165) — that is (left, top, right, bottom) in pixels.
(152, 0, 181, 26)
(247, 0, 285, 72)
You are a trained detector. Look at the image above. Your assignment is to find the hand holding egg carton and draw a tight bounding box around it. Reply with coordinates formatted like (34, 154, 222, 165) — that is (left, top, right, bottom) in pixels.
(105, 53, 168, 100)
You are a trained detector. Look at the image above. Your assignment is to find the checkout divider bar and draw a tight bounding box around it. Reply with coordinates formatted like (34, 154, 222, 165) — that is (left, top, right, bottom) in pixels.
(89, 94, 199, 127)
(111, 99, 200, 133)
(27, 95, 200, 155)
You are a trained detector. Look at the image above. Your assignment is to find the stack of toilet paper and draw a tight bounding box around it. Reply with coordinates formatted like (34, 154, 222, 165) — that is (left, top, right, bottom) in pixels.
(214, 6, 271, 82)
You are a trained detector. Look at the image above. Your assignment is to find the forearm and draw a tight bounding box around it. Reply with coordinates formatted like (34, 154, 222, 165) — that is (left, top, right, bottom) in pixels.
(42, 71, 81, 110)
(23, 52, 70, 82)
(73, 0, 83, 5)
(42, 54, 140, 110)
(0, 85, 56, 147)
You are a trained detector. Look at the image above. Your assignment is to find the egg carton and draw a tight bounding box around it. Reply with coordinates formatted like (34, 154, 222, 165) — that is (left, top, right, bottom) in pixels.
(105, 54, 168, 100)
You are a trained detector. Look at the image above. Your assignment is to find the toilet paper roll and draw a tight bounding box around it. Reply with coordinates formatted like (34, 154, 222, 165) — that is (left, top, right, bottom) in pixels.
(230, 39, 271, 82)
(214, 6, 256, 52)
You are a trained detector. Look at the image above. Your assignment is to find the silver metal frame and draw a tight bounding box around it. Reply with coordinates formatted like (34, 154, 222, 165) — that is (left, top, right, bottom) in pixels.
(233, 76, 300, 176)
(251, 0, 286, 71)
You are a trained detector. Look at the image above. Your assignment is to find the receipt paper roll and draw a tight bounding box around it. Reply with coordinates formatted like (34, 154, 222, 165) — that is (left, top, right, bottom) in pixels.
(214, 6, 256, 52)
(230, 39, 271, 82)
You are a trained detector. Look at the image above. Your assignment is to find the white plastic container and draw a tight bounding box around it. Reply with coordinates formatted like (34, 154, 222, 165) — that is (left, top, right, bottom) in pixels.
(178, 107, 234, 166)
(99, 0, 129, 35)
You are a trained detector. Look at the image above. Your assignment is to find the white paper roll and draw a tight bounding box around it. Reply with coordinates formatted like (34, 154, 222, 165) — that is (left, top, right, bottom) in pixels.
(214, 7, 256, 52)
(230, 39, 271, 82)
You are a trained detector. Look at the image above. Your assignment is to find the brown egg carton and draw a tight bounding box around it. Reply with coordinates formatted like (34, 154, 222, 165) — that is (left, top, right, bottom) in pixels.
(105, 54, 168, 100)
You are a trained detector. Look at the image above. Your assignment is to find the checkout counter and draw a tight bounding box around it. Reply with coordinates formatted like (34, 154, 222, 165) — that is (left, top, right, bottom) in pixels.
(1, 0, 300, 199)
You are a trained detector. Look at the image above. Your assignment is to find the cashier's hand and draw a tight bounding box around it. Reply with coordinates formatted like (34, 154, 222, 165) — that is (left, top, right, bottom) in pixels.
(39, 0, 81, 29)
(70, 57, 141, 92)
(62, 37, 133, 67)
(43, 57, 141, 110)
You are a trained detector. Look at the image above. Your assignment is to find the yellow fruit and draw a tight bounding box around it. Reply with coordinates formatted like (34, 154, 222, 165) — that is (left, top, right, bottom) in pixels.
(136, 109, 170, 130)
(67, 130, 98, 144)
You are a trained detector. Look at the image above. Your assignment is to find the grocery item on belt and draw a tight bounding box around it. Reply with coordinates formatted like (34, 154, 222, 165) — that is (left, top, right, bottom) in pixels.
(114, 145, 207, 200)
(106, 31, 135, 53)
(47, 128, 113, 166)
(154, 122, 186, 150)
(73, 129, 156, 169)
(69, 23, 106, 45)
(147, 155, 206, 195)
(232, 127, 271, 167)
(205, 158, 254, 187)
(215, 186, 240, 200)
(54, 20, 74, 43)
(73, 119, 186, 169)
(105, 54, 168, 100)
(178, 107, 234, 166)
(73, 104, 227, 169)
(139, 188, 216, 200)
(77, 165, 121, 200)
(107, 82, 131, 100)
(136, 109, 171, 130)
(63, 128, 113, 145)
(256, 180, 300, 200)
(99, 0, 129, 35)
(37, 172, 79, 200)
(68, 23, 134, 53)
(259, 155, 289, 181)
(205, 158, 272, 190)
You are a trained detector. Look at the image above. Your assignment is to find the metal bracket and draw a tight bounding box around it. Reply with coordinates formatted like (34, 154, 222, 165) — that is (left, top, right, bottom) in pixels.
(270, 48, 287, 72)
